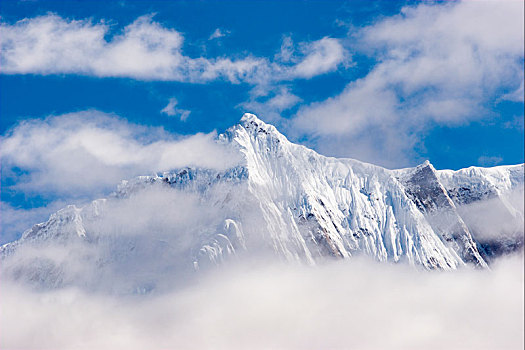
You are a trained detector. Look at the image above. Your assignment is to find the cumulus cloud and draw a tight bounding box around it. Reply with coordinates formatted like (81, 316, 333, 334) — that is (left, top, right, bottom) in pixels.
(0, 15, 185, 80)
(0, 110, 241, 198)
(0, 255, 523, 350)
(266, 88, 302, 111)
(291, 37, 347, 79)
(292, 1, 524, 167)
(160, 97, 191, 121)
(0, 14, 346, 84)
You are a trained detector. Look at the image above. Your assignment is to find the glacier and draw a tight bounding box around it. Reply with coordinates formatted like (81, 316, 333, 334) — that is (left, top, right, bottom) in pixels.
(1, 113, 523, 291)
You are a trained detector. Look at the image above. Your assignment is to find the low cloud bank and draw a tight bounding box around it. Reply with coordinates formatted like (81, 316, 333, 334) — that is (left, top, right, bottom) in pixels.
(0, 110, 241, 198)
(1, 255, 523, 350)
(0, 183, 240, 292)
(1, 170, 523, 349)
(458, 185, 524, 242)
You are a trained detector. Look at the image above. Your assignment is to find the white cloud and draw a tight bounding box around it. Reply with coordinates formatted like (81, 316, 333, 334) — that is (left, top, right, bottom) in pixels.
(160, 97, 191, 121)
(292, 1, 524, 167)
(275, 35, 294, 63)
(240, 87, 301, 123)
(0, 110, 241, 198)
(266, 88, 301, 111)
(292, 37, 347, 79)
(478, 155, 504, 167)
(504, 115, 525, 131)
(0, 255, 523, 350)
(0, 14, 252, 82)
(0, 14, 347, 84)
(238, 34, 347, 122)
(503, 80, 525, 103)
(209, 28, 229, 40)
(0, 15, 184, 80)
(160, 98, 178, 116)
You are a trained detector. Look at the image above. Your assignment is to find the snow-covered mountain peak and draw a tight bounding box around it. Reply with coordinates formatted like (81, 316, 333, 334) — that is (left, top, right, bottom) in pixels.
(240, 112, 262, 124)
(236, 113, 289, 144)
(395, 159, 435, 178)
(239, 112, 271, 130)
(418, 160, 435, 171)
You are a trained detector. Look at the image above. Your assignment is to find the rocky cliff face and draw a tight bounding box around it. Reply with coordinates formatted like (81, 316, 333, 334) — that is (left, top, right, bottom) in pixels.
(2, 114, 523, 291)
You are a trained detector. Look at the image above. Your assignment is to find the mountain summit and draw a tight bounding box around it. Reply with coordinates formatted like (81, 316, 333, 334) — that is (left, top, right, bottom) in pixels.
(2, 114, 523, 291)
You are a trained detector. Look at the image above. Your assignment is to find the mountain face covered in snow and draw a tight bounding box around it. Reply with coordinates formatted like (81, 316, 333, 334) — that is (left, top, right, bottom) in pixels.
(1, 114, 524, 291)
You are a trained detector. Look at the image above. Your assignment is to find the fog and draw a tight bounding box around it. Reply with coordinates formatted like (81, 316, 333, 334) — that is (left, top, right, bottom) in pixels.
(1, 145, 523, 349)
(1, 254, 523, 350)
(1, 183, 523, 349)
(0, 183, 241, 293)
(457, 186, 524, 242)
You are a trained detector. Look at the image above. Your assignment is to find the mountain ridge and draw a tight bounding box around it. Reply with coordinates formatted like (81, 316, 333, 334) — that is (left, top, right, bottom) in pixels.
(1, 113, 523, 291)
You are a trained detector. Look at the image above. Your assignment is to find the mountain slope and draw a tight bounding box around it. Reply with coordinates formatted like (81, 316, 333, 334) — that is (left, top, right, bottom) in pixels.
(1, 114, 523, 291)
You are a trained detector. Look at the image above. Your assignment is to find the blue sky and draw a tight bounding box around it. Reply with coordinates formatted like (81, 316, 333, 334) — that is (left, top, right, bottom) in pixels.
(0, 0, 524, 243)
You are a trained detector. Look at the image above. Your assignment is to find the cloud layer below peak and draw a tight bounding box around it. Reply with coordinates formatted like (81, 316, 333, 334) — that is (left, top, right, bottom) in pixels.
(1, 255, 523, 350)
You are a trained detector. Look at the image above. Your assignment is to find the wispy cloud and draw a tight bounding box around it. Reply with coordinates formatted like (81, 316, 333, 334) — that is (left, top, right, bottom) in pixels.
(209, 28, 229, 40)
(0, 14, 347, 84)
(275, 35, 294, 63)
(240, 34, 347, 122)
(478, 155, 504, 167)
(291, 1, 524, 167)
(240, 86, 301, 123)
(160, 98, 191, 121)
(457, 185, 524, 242)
